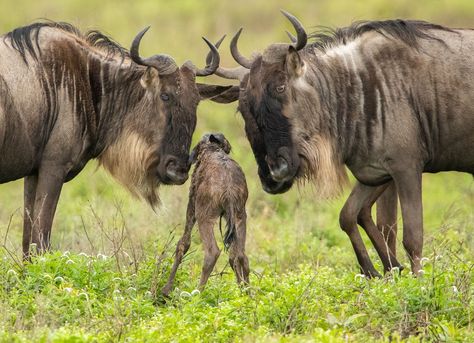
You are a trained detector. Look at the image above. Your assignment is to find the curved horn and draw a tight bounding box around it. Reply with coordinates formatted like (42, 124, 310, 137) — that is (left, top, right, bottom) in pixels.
(230, 28, 253, 69)
(205, 35, 249, 81)
(193, 37, 220, 76)
(281, 10, 307, 50)
(130, 26, 178, 75)
(286, 31, 297, 44)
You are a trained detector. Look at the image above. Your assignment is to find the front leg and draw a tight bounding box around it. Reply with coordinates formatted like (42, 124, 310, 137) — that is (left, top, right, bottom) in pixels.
(392, 169, 423, 275)
(23, 175, 38, 259)
(161, 199, 196, 296)
(356, 182, 403, 273)
(339, 182, 384, 277)
(30, 166, 66, 253)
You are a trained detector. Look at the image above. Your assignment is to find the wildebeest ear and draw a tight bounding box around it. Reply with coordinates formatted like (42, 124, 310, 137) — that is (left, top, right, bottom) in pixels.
(140, 67, 160, 89)
(204, 85, 240, 104)
(286, 46, 304, 78)
(197, 83, 235, 101)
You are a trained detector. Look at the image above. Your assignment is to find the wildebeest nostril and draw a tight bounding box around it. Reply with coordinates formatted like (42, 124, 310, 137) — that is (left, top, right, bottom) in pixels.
(269, 157, 290, 182)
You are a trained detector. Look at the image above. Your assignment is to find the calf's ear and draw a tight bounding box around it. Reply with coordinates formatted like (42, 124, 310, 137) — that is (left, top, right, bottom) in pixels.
(140, 67, 160, 89)
(286, 46, 304, 78)
(197, 84, 239, 103)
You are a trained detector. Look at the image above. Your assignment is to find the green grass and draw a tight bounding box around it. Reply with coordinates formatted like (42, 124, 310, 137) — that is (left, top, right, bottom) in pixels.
(0, 0, 473, 341)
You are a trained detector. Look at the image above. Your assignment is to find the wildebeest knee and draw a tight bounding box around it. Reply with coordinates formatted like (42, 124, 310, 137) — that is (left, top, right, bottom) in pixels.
(356, 207, 372, 227)
(339, 206, 358, 233)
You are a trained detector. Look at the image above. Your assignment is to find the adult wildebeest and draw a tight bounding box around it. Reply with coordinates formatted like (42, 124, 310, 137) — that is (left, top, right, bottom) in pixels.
(0, 21, 231, 257)
(207, 11, 474, 276)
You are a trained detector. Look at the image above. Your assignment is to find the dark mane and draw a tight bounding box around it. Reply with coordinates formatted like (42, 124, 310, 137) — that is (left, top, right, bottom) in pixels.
(4, 21, 129, 63)
(307, 19, 453, 52)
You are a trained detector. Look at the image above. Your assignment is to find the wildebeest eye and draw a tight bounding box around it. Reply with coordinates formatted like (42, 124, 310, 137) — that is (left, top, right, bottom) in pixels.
(276, 85, 285, 93)
(160, 93, 170, 101)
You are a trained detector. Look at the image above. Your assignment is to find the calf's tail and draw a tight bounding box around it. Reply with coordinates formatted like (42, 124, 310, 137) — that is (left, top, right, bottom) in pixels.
(219, 204, 236, 251)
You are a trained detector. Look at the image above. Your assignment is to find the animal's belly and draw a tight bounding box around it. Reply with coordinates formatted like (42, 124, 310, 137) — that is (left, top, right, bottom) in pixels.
(350, 164, 392, 186)
(0, 130, 37, 183)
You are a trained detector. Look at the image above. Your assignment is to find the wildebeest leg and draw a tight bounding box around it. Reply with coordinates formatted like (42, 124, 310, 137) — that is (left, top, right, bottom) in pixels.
(198, 219, 220, 290)
(392, 170, 423, 275)
(30, 167, 65, 253)
(161, 200, 196, 296)
(376, 181, 398, 257)
(356, 182, 403, 273)
(22, 175, 38, 259)
(340, 182, 387, 277)
(228, 211, 250, 285)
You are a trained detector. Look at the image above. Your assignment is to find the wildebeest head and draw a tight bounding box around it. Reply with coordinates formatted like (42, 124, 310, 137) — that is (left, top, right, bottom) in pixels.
(208, 11, 348, 196)
(101, 27, 231, 207)
(203, 12, 308, 194)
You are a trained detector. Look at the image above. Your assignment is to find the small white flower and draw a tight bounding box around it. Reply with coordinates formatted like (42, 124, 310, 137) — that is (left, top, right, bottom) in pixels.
(452, 286, 458, 293)
(62, 251, 70, 258)
(112, 277, 122, 283)
(66, 259, 75, 265)
(78, 252, 89, 258)
(354, 274, 366, 281)
(191, 289, 200, 296)
(79, 292, 89, 300)
(421, 286, 426, 292)
(7, 269, 17, 276)
(144, 291, 152, 298)
(113, 289, 121, 294)
(64, 287, 73, 293)
(180, 291, 191, 299)
(420, 257, 430, 266)
(435, 255, 443, 261)
(127, 287, 137, 293)
(97, 253, 108, 260)
(54, 276, 64, 283)
(383, 288, 388, 293)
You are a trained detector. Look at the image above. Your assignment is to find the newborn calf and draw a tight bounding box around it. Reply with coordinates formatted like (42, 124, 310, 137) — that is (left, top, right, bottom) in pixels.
(162, 133, 249, 296)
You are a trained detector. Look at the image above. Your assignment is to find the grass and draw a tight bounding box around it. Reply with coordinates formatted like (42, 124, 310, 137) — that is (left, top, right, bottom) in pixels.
(0, 0, 473, 341)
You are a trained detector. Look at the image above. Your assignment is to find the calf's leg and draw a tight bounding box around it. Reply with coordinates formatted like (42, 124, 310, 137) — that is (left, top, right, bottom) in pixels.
(228, 211, 250, 285)
(198, 218, 220, 290)
(162, 200, 196, 296)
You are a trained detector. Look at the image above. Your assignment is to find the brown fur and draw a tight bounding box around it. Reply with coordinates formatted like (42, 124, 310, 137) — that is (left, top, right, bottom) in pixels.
(162, 133, 250, 295)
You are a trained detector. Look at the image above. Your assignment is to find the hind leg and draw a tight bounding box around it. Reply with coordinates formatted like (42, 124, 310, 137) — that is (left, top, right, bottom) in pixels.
(376, 181, 398, 257)
(162, 199, 196, 297)
(197, 218, 220, 290)
(228, 211, 250, 285)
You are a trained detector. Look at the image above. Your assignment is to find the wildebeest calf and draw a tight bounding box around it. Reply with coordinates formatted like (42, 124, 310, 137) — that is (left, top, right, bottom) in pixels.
(162, 133, 249, 296)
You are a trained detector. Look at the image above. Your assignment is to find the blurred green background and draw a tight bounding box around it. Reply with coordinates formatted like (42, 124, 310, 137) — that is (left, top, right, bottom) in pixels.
(0, 0, 472, 272)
